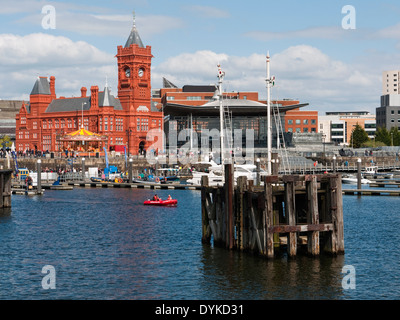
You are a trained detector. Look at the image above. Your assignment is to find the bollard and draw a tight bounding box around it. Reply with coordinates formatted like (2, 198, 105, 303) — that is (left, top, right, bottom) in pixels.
(82, 157, 86, 182)
(37, 159, 42, 194)
(333, 155, 337, 173)
(128, 158, 133, 183)
(357, 158, 362, 190)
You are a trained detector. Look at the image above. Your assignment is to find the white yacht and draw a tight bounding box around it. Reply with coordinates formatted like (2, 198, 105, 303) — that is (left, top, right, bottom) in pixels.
(186, 161, 265, 186)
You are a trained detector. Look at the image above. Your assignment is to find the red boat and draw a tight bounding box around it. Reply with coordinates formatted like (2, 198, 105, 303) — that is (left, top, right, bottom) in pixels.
(143, 199, 178, 206)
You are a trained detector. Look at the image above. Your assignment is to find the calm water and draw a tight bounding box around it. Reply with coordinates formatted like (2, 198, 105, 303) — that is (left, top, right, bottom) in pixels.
(0, 185, 399, 300)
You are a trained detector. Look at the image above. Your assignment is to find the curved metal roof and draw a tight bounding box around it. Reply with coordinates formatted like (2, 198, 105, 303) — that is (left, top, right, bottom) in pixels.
(163, 99, 309, 116)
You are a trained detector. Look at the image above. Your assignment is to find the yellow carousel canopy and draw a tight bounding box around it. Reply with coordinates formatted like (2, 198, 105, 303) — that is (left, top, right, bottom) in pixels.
(59, 127, 108, 141)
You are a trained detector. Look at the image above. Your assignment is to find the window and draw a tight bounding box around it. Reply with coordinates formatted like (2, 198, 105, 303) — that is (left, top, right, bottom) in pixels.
(295, 128, 301, 133)
(288, 128, 293, 132)
(104, 117, 108, 131)
(303, 119, 308, 125)
(43, 120, 47, 129)
(33, 121, 37, 129)
(311, 128, 316, 133)
(186, 96, 202, 101)
(303, 128, 308, 133)
(288, 119, 293, 125)
(21, 117, 26, 125)
(68, 119, 72, 128)
(295, 119, 301, 125)
(391, 110, 395, 115)
(49, 120, 53, 129)
(55, 120, 59, 128)
(311, 119, 316, 125)
(137, 118, 140, 131)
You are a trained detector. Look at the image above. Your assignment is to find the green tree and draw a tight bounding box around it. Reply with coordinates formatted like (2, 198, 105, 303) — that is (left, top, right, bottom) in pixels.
(350, 123, 369, 148)
(375, 127, 400, 146)
(389, 127, 400, 146)
(375, 126, 390, 146)
(0, 135, 12, 149)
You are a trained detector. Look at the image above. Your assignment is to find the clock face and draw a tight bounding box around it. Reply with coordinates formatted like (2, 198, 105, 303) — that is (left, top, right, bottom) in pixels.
(125, 68, 130, 78)
(138, 68, 144, 77)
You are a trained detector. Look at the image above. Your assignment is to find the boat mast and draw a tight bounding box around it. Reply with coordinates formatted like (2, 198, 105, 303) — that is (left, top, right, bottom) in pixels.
(266, 53, 272, 175)
(217, 64, 225, 166)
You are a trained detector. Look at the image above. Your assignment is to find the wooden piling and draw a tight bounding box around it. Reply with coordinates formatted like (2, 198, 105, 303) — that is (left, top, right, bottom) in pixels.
(0, 170, 12, 208)
(200, 165, 344, 258)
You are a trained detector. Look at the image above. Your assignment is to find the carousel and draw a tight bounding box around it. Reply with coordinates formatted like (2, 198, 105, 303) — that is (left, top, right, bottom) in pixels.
(58, 127, 108, 157)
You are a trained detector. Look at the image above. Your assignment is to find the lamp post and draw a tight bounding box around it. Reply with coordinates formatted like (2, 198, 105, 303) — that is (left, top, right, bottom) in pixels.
(126, 128, 132, 157)
(81, 102, 87, 129)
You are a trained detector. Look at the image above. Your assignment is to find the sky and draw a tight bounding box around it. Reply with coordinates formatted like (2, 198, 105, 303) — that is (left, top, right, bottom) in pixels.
(1, 0, 400, 115)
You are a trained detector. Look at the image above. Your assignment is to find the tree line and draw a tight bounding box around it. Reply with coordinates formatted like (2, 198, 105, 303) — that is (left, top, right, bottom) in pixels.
(350, 124, 400, 148)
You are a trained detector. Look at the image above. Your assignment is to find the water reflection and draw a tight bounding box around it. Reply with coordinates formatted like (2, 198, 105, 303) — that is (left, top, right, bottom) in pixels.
(1, 187, 398, 299)
(200, 246, 346, 300)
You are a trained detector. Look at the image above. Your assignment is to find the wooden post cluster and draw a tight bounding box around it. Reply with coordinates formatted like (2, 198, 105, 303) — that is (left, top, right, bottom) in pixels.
(0, 170, 12, 208)
(201, 164, 344, 258)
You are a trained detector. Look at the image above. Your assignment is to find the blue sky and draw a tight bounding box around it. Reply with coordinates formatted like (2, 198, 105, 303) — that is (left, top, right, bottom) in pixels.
(2, 0, 400, 114)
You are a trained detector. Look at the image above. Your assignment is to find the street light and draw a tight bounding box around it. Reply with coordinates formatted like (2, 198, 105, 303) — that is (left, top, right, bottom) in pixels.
(81, 102, 87, 129)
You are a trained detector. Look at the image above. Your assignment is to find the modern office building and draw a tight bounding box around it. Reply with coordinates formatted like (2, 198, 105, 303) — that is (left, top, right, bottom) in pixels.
(376, 70, 400, 130)
(162, 87, 310, 149)
(319, 111, 376, 146)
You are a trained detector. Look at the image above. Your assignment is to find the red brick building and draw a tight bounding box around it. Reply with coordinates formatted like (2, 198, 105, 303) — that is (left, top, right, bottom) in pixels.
(15, 17, 163, 156)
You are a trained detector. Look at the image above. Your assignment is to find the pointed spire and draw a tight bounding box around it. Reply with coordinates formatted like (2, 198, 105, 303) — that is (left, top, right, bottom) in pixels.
(124, 10, 144, 48)
(101, 78, 111, 107)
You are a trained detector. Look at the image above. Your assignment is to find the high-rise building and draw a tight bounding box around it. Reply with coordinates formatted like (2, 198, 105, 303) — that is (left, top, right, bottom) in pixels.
(377, 70, 400, 130)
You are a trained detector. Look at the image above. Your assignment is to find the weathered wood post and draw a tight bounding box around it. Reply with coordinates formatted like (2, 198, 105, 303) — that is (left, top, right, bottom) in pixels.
(0, 170, 12, 208)
(306, 175, 320, 256)
(201, 175, 211, 244)
(264, 175, 277, 258)
(272, 153, 279, 175)
(256, 159, 260, 186)
(224, 163, 234, 249)
(357, 158, 362, 190)
(284, 176, 297, 257)
(237, 176, 247, 250)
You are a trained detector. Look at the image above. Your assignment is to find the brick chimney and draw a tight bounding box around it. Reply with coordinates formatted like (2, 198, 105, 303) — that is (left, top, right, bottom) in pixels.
(90, 86, 99, 108)
(50, 76, 56, 100)
(81, 87, 87, 98)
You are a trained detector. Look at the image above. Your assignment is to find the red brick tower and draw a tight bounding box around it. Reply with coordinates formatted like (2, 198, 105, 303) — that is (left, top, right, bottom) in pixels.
(116, 12, 154, 154)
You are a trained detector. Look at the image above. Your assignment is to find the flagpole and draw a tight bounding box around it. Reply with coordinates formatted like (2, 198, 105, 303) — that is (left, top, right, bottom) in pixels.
(266, 53, 272, 175)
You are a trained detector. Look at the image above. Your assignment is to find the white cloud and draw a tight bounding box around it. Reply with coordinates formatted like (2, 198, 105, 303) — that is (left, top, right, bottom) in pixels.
(0, 33, 116, 100)
(184, 5, 230, 19)
(244, 26, 349, 41)
(153, 45, 380, 113)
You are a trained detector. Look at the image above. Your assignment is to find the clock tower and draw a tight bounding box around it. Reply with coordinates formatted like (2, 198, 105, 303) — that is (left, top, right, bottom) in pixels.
(116, 12, 153, 112)
(116, 12, 156, 155)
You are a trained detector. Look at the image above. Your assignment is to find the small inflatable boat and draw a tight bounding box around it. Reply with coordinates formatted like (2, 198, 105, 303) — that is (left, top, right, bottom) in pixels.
(143, 199, 178, 206)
